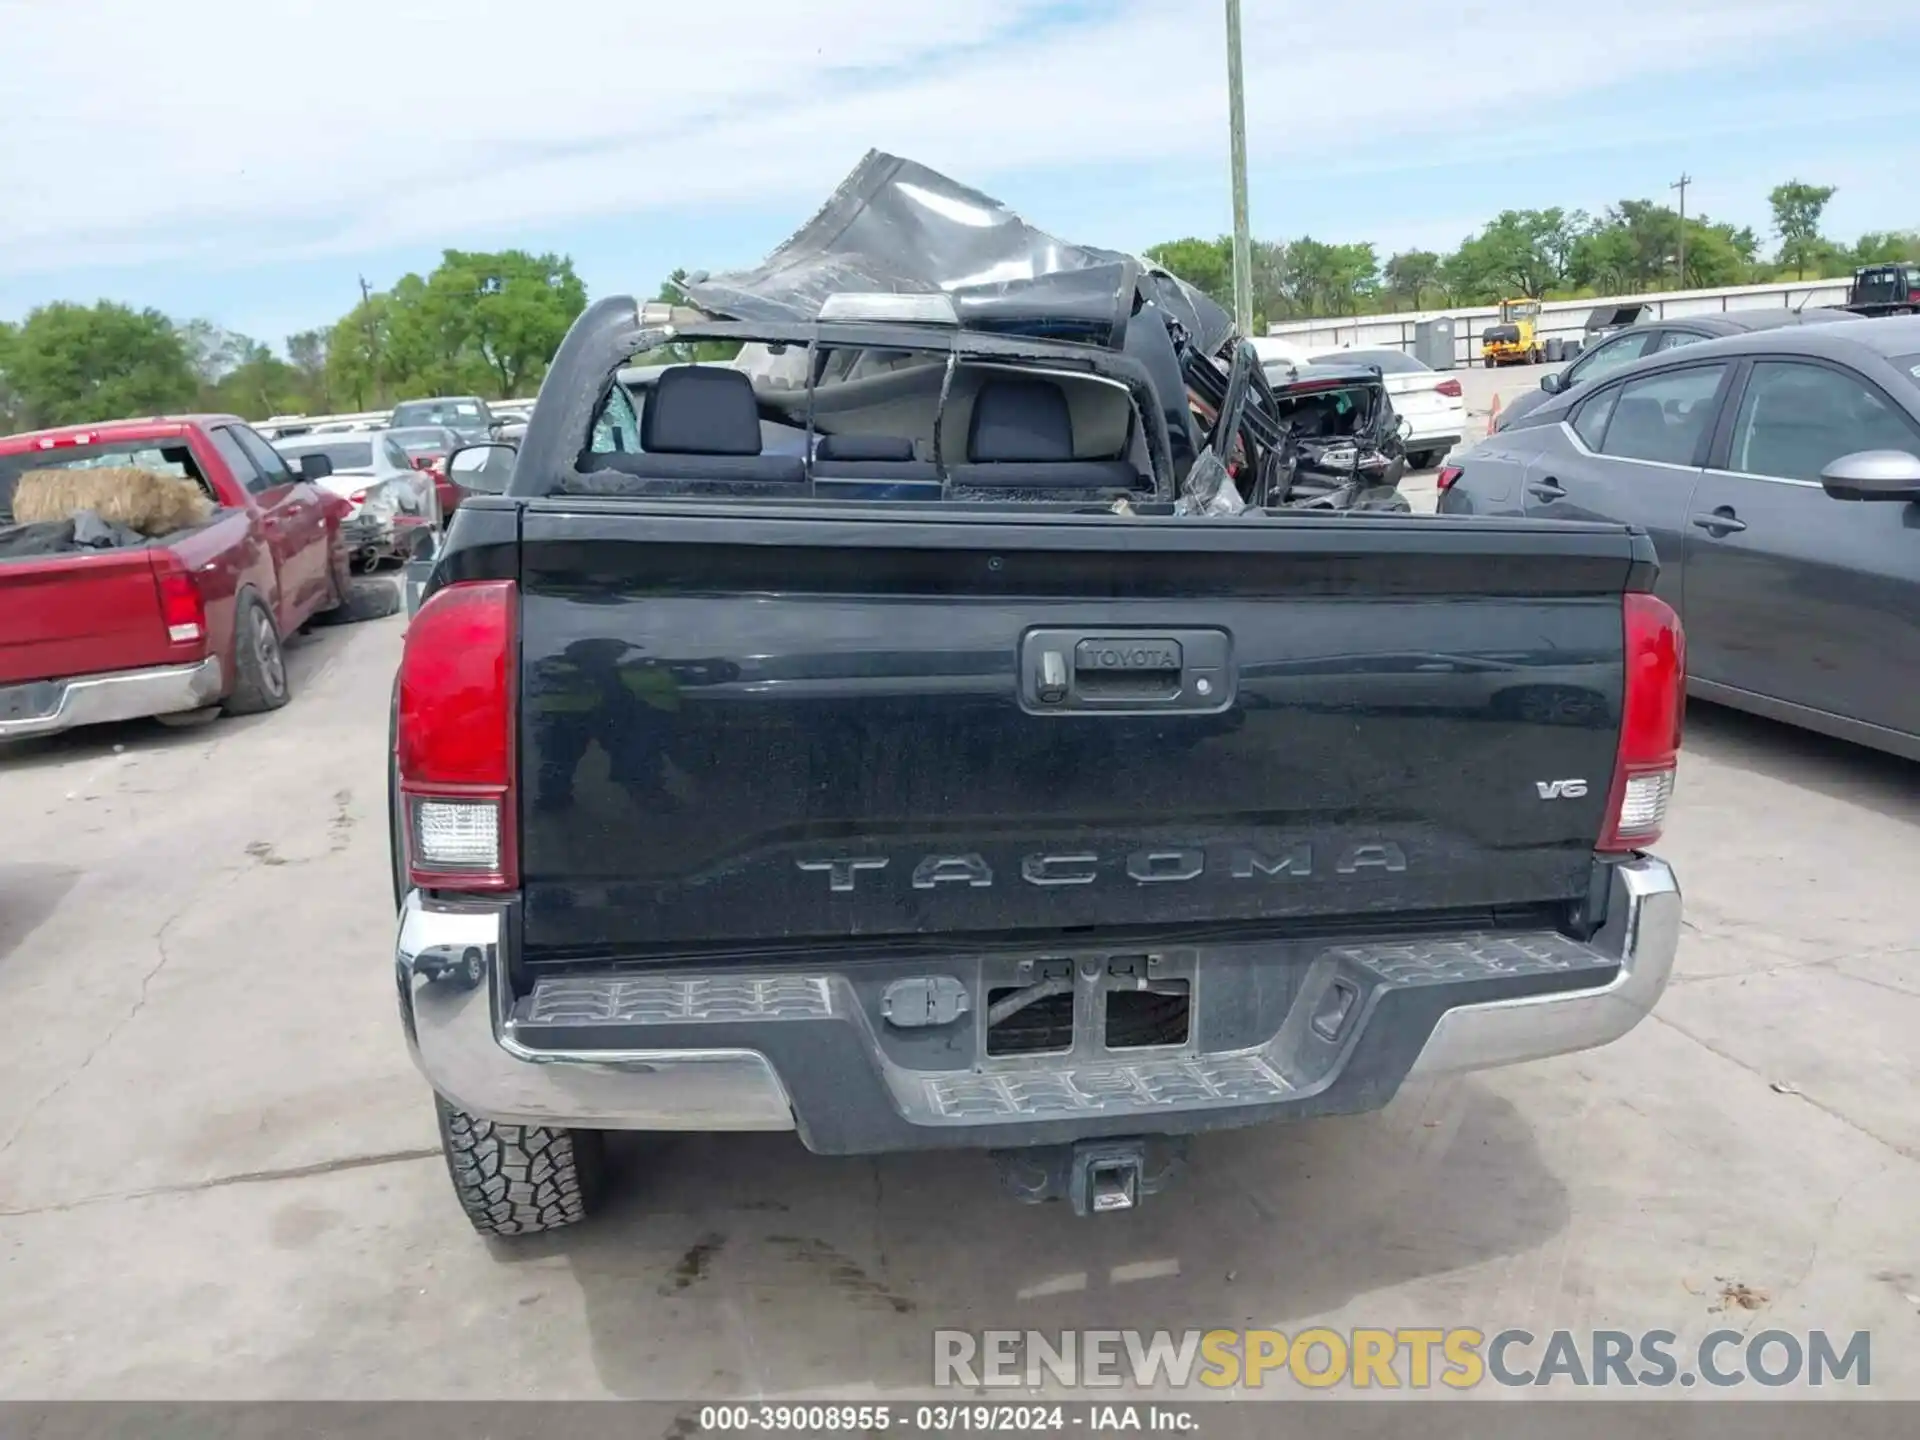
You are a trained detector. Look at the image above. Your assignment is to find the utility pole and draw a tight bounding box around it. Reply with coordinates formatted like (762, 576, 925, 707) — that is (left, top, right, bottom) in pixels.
(1670, 173, 1692, 289)
(1225, 0, 1254, 338)
(357, 274, 381, 408)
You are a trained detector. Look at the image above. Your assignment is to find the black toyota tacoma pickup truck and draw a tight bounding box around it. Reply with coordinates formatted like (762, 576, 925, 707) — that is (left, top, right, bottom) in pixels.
(390, 158, 1684, 1236)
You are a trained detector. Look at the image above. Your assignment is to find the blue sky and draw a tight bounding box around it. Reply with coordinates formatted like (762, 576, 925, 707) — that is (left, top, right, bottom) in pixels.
(4, 0, 1918, 349)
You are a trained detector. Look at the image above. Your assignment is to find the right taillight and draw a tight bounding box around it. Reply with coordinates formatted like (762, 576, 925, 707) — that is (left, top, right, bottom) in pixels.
(1435, 378, 1463, 398)
(1598, 592, 1685, 853)
(397, 580, 517, 891)
(151, 553, 206, 646)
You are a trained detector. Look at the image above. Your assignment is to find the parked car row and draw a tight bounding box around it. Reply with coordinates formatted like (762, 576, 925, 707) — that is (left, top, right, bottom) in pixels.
(258, 395, 537, 570)
(1441, 313, 1920, 762)
(269, 429, 446, 571)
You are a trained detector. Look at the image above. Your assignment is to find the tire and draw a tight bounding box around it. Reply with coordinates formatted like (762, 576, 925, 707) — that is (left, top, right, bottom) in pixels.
(434, 1096, 606, 1236)
(1408, 448, 1439, 470)
(223, 593, 291, 716)
(316, 577, 401, 626)
(311, 540, 357, 626)
(1482, 356, 1494, 368)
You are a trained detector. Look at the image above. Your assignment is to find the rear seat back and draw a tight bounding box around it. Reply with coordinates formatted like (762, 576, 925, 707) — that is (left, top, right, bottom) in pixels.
(582, 366, 804, 484)
(948, 377, 1139, 491)
(811, 431, 941, 501)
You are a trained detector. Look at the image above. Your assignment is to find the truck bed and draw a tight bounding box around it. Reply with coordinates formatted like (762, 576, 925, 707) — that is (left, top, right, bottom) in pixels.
(0, 510, 239, 687)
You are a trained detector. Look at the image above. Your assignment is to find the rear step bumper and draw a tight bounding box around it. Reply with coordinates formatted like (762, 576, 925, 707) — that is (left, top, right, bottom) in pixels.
(396, 857, 1679, 1153)
(0, 656, 223, 740)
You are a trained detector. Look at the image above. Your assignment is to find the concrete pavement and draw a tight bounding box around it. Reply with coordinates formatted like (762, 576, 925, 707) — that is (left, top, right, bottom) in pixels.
(1, 580, 1915, 1400)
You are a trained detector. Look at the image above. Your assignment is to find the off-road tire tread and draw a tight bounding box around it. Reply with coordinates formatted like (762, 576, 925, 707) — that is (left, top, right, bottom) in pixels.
(435, 1097, 604, 1236)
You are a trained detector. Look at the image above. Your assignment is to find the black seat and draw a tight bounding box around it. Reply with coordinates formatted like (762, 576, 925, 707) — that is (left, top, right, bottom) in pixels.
(583, 366, 803, 484)
(947, 377, 1140, 491)
(1605, 397, 1678, 462)
(811, 432, 941, 496)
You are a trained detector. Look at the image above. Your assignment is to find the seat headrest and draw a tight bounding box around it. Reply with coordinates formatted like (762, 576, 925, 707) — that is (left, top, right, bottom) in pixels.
(817, 432, 915, 461)
(969, 378, 1073, 462)
(640, 367, 762, 456)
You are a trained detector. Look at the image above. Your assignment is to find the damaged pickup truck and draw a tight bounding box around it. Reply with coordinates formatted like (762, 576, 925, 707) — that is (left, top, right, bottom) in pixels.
(392, 153, 1685, 1234)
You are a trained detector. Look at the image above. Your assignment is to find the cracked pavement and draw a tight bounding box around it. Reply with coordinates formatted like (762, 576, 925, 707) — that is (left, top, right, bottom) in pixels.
(0, 593, 1916, 1399)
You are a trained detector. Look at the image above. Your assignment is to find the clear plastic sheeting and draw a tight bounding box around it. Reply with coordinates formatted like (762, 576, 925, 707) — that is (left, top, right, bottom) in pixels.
(679, 151, 1236, 356)
(1174, 448, 1246, 516)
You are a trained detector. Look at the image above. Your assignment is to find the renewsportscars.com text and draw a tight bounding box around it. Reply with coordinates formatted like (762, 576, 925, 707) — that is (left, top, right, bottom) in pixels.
(934, 1327, 1872, 1391)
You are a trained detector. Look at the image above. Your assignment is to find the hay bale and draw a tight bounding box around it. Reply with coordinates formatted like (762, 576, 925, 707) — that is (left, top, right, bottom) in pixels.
(11, 467, 214, 538)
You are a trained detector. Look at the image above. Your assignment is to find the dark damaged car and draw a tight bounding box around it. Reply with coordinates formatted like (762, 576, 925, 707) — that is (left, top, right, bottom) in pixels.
(389, 152, 1686, 1235)
(1260, 359, 1411, 507)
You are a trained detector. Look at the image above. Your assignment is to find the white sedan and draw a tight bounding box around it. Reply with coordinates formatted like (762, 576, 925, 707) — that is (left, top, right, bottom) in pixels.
(1309, 347, 1465, 470)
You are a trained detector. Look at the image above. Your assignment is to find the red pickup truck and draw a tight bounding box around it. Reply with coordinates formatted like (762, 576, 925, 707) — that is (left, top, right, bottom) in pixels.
(0, 415, 355, 740)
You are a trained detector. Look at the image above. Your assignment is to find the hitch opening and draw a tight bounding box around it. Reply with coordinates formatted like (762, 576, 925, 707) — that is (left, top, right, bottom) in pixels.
(994, 1136, 1188, 1216)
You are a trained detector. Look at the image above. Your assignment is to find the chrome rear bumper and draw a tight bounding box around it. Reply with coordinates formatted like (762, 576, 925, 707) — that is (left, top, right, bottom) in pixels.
(396, 857, 1680, 1141)
(395, 897, 796, 1131)
(1406, 856, 1682, 1077)
(0, 656, 224, 740)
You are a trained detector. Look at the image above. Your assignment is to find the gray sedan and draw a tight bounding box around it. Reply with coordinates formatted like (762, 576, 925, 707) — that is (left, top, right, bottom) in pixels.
(1494, 307, 1866, 433)
(1439, 316, 1920, 760)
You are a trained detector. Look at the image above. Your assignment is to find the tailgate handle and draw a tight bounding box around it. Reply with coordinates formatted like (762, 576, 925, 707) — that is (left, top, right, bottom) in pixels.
(1021, 629, 1232, 714)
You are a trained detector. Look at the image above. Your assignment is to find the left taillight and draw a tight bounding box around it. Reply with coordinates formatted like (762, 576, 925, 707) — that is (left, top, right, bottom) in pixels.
(1435, 464, 1464, 491)
(396, 580, 517, 891)
(151, 553, 206, 646)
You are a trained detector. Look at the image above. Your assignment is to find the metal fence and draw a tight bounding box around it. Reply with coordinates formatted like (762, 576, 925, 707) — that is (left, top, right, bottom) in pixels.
(1263, 278, 1855, 368)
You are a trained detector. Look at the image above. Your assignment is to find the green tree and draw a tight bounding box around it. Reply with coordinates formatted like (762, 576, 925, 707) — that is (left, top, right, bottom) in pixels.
(1851, 231, 1920, 267)
(286, 329, 330, 412)
(210, 339, 308, 419)
(1282, 237, 1377, 315)
(1383, 249, 1443, 308)
(325, 294, 396, 410)
(1769, 180, 1838, 278)
(5, 301, 197, 428)
(1143, 237, 1234, 304)
(421, 249, 586, 398)
(633, 271, 743, 365)
(1445, 209, 1583, 301)
(0, 320, 20, 431)
(178, 319, 247, 391)
(1566, 220, 1637, 294)
(1678, 218, 1759, 288)
(1248, 240, 1290, 327)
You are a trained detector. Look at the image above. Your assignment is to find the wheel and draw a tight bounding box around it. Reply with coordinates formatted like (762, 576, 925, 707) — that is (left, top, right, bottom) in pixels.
(312, 540, 357, 626)
(1482, 356, 1494, 368)
(317, 577, 401, 626)
(1408, 448, 1439, 470)
(434, 1096, 606, 1236)
(223, 594, 291, 715)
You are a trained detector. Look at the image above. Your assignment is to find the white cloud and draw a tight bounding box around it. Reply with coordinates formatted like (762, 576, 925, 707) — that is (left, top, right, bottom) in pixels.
(0, 0, 1901, 276)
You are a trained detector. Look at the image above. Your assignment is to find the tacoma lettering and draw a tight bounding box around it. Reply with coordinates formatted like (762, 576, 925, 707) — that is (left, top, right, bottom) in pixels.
(796, 842, 1410, 891)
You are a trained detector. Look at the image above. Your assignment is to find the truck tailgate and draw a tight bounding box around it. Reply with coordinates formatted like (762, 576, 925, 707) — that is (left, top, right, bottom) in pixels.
(0, 549, 177, 687)
(514, 505, 1648, 959)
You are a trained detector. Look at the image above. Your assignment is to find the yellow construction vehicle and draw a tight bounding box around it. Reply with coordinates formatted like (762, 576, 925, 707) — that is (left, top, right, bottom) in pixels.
(1481, 297, 1543, 367)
